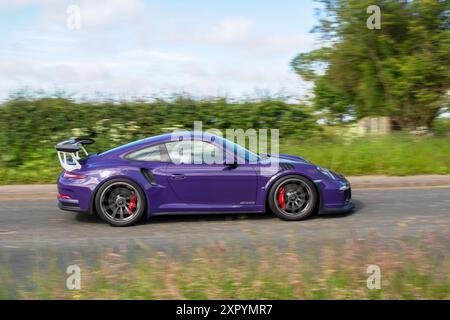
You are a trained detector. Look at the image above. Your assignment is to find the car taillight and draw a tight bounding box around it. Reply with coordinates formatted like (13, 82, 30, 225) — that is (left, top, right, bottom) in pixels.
(58, 193, 72, 199)
(63, 171, 87, 179)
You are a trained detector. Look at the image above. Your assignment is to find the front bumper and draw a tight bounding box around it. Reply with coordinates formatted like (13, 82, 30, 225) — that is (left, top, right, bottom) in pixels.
(319, 201, 354, 214)
(315, 175, 354, 215)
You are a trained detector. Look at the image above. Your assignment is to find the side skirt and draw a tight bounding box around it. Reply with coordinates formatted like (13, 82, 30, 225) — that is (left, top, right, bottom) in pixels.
(148, 210, 266, 217)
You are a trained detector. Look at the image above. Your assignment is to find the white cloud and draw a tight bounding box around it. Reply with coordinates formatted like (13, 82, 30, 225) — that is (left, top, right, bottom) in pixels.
(77, 0, 146, 28)
(35, 0, 147, 30)
(258, 34, 318, 53)
(201, 17, 318, 55)
(118, 49, 195, 63)
(0, 50, 310, 100)
(0, 3, 317, 100)
(0, 0, 59, 7)
(206, 18, 254, 44)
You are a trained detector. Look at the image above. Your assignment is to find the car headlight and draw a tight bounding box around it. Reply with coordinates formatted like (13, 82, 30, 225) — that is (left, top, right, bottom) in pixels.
(316, 166, 336, 180)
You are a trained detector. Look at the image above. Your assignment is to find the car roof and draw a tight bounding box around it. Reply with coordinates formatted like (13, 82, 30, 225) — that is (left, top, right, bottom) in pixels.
(99, 131, 222, 157)
(135, 131, 222, 146)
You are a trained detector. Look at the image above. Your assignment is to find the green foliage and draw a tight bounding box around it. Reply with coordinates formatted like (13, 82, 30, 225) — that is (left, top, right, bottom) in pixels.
(433, 117, 450, 136)
(285, 133, 450, 176)
(292, 0, 450, 128)
(0, 96, 318, 182)
(0, 97, 448, 184)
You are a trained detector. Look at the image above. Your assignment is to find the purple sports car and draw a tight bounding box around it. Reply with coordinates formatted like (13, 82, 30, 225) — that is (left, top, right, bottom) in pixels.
(56, 132, 353, 226)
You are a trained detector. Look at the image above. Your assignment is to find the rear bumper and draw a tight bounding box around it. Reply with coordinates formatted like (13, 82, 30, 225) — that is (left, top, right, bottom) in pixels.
(57, 202, 84, 213)
(57, 172, 95, 214)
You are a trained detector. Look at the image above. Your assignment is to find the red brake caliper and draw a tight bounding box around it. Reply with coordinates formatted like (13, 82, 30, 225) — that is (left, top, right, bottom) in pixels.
(277, 187, 286, 209)
(127, 196, 137, 214)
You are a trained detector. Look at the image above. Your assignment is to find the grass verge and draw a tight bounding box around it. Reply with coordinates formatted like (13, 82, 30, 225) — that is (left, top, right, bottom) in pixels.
(1, 236, 449, 299)
(283, 133, 450, 176)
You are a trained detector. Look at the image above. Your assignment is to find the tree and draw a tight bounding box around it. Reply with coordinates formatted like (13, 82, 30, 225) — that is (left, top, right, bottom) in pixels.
(291, 0, 450, 129)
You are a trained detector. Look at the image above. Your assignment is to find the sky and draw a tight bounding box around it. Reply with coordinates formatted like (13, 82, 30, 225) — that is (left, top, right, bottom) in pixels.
(0, 0, 321, 101)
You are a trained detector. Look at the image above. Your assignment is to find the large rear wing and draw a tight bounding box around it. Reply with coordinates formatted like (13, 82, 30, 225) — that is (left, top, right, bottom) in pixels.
(55, 137, 95, 171)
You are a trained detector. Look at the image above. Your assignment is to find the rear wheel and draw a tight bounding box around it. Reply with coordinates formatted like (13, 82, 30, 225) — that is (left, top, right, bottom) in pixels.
(95, 179, 146, 227)
(268, 175, 317, 221)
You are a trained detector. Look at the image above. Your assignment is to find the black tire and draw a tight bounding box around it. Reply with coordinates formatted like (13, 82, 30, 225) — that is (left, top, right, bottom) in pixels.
(95, 178, 146, 227)
(268, 175, 317, 221)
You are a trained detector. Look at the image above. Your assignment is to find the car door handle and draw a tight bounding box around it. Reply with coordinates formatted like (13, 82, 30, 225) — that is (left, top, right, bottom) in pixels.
(170, 173, 186, 180)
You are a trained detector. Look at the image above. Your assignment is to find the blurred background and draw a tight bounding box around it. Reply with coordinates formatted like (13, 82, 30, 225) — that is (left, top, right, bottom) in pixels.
(0, 0, 449, 299)
(0, 0, 448, 184)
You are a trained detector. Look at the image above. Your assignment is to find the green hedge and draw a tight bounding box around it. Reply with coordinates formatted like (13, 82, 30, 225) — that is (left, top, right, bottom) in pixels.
(0, 97, 318, 168)
(1, 97, 448, 184)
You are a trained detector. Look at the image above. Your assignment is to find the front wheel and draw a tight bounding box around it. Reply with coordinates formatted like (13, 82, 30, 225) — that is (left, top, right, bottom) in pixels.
(95, 178, 146, 227)
(268, 175, 317, 221)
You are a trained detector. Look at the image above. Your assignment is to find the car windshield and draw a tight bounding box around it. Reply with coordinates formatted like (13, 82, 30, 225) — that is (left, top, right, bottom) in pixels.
(221, 137, 260, 163)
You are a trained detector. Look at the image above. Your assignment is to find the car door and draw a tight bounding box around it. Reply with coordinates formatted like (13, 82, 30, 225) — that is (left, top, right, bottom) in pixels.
(164, 139, 257, 209)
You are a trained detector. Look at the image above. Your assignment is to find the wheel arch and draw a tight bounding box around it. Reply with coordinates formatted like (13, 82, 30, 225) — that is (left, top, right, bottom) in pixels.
(264, 173, 322, 213)
(89, 175, 149, 216)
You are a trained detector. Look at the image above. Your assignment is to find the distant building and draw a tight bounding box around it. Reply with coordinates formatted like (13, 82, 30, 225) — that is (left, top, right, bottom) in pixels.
(357, 116, 392, 135)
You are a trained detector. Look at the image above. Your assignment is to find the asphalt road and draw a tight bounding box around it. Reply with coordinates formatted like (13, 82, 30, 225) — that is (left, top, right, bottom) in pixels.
(1, 187, 449, 281)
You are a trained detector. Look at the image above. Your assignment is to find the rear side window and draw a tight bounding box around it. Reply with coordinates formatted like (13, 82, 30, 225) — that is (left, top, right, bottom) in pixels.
(125, 145, 163, 162)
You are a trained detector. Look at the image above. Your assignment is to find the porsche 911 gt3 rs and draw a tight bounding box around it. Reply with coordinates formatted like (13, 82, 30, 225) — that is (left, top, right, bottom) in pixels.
(56, 132, 353, 226)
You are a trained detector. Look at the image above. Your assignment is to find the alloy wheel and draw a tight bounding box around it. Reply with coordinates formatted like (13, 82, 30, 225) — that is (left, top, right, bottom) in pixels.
(99, 182, 141, 222)
(274, 178, 314, 217)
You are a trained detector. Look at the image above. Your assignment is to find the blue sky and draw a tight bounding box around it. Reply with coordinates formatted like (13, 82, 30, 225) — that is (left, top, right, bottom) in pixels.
(0, 0, 321, 100)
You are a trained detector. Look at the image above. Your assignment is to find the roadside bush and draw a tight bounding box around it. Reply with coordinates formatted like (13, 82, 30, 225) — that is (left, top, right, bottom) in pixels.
(0, 96, 318, 167)
(433, 118, 450, 137)
(1, 96, 448, 184)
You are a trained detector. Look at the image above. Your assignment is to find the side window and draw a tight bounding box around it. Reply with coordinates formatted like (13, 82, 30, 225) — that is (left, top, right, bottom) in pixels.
(125, 144, 163, 162)
(165, 140, 224, 164)
(166, 140, 192, 164)
(193, 141, 224, 164)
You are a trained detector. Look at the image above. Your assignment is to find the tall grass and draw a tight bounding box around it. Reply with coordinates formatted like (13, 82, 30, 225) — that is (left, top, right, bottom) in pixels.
(283, 133, 450, 176)
(1, 236, 449, 299)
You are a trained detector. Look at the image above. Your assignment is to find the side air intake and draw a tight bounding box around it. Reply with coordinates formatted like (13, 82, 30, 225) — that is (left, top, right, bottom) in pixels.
(279, 163, 295, 171)
(141, 168, 157, 186)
